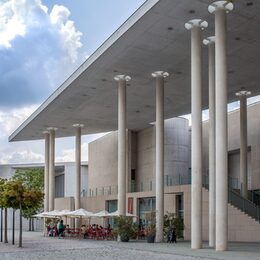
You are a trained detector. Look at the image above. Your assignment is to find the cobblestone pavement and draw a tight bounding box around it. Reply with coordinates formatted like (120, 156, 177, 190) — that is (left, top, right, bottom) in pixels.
(0, 232, 259, 260)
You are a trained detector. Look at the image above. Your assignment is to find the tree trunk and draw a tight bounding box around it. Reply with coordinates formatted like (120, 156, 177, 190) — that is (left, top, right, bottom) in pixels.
(29, 218, 31, 231)
(12, 209, 15, 245)
(1, 208, 3, 242)
(19, 202, 22, 248)
(4, 208, 8, 243)
(32, 218, 34, 231)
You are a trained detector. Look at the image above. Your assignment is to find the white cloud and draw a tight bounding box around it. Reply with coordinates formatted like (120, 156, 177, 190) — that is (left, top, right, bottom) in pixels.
(56, 142, 88, 163)
(0, 149, 44, 164)
(0, 0, 84, 108)
(56, 133, 108, 162)
(50, 4, 82, 62)
(0, 104, 39, 137)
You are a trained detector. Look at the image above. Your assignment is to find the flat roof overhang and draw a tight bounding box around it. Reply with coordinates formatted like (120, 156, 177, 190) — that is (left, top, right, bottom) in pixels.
(9, 0, 260, 142)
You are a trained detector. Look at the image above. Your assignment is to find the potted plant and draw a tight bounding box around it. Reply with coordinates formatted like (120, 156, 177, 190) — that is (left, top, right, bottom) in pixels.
(115, 216, 136, 242)
(143, 210, 156, 243)
(163, 212, 184, 242)
(145, 223, 156, 243)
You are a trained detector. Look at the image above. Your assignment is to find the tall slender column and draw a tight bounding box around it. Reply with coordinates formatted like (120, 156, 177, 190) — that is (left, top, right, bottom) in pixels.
(73, 123, 84, 227)
(236, 89, 251, 199)
(48, 127, 57, 211)
(209, 1, 233, 251)
(43, 131, 50, 212)
(152, 71, 169, 243)
(203, 36, 216, 248)
(114, 75, 131, 216)
(185, 19, 208, 249)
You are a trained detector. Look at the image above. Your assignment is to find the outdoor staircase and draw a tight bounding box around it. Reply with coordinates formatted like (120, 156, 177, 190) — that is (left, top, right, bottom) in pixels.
(228, 188, 260, 223)
(202, 181, 260, 223)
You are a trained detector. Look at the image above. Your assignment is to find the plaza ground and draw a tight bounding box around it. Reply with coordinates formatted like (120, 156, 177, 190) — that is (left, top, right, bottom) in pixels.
(0, 232, 259, 260)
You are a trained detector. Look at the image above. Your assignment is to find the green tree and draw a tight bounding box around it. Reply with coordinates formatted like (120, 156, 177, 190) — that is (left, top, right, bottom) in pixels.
(0, 178, 7, 243)
(13, 168, 44, 231)
(13, 168, 44, 191)
(1, 178, 44, 247)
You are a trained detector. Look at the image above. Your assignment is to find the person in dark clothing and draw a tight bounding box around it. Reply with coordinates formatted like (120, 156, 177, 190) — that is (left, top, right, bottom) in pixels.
(167, 227, 177, 243)
(58, 220, 65, 238)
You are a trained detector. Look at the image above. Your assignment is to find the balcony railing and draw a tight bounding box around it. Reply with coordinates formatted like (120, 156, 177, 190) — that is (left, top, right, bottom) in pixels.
(81, 175, 245, 199)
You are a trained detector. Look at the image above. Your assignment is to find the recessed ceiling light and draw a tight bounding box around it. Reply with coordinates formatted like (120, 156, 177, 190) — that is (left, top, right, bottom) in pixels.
(113, 70, 118, 73)
(167, 27, 173, 31)
(246, 2, 253, 6)
(189, 10, 195, 14)
(235, 37, 241, 41)
(136, 110, 140, 113)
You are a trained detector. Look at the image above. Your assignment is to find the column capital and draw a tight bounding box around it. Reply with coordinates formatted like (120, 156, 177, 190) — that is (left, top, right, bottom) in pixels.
(208, 1, 234, 14)
(114, 75, 131, 82)
(47, 127, 58, 131)
(73, 123, 84, 128)
(236, 89, 251, 97)
(42, 130, 49, 134)
(151, 71, 169, 78)
(203, 36, 215, 45)
(185, 19, 208, 30)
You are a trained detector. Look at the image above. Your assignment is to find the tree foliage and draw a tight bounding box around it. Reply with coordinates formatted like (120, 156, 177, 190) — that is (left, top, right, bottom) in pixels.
(13, 168, 44, 191)
(12, 168, 44, 218)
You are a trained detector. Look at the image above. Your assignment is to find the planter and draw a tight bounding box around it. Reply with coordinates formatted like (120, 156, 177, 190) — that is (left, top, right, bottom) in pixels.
(120, 233, 129, 242)
(147, 234, 155, 243)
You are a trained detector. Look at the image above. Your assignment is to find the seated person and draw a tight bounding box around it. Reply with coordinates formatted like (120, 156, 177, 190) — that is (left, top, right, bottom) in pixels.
(81, 224, 87, 238)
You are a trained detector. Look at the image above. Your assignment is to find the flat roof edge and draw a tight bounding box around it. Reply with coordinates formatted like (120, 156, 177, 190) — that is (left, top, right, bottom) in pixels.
(9, 0, 160, 142)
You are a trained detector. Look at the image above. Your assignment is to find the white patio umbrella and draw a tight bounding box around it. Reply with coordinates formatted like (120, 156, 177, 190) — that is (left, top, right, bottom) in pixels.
(93, 210, 110, 227)
(33, 210, 61, 218)
(66, 208, 94, 218)
(107, 210, 138, 218)
(54, 209, 71, 217)
(66, 208, 94, 227)
(93, 210, 110, 217)
(33, 212, 49, 218)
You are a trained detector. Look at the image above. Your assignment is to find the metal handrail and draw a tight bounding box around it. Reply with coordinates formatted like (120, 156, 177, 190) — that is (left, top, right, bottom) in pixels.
(228, 188, 260, 222)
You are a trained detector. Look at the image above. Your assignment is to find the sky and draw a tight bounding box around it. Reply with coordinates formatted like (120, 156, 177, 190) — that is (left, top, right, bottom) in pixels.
(0, 0, 259, 165)
(0, 0, 146, 164)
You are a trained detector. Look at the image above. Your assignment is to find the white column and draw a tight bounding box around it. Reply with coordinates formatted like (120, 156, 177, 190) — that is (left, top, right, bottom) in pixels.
(185, 19, 208, 249)
(43, 131, 50, 212)
(73, 124, 84, 227)
(203, 36, 216, 248)
(114, 75, 131, 216)
(236, 89, 251, 199)
(209, 1, 233, 251)
(152, 71, 169, 243)
(48, 127, 57, 211)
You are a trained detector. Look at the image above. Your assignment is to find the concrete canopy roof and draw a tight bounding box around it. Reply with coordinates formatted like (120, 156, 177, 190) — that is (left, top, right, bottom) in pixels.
(9, 0, 260, 142)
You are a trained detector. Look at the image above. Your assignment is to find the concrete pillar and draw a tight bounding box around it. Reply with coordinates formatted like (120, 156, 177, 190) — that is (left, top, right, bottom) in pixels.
(48, 127, 57, 211)
(152, 71, 169, 243)
(203, 36, 216, 248)
(114, 74, 131, 216)
(185, 19, 208, 249)
(43, 131, 50, 212)
(236, 89, 251, 199)
(209, 1, 234, 251)
(73, 123, 84, 227)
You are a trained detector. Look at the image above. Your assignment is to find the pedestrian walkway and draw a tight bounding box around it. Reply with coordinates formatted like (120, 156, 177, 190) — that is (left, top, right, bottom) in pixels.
(0, 231, 259, 260)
